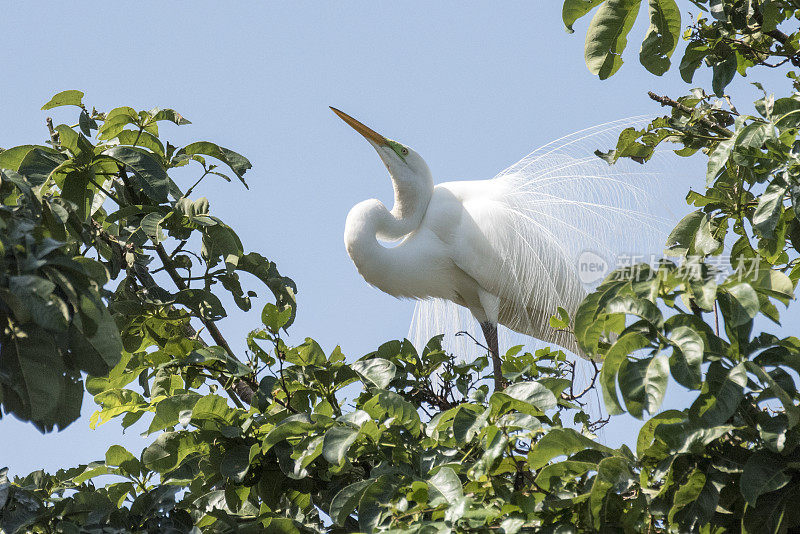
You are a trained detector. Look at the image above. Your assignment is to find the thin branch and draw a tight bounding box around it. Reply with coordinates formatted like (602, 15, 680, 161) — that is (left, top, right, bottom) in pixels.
(647, 92, 734, 137)
(275, 344, 298, 413)
(455, 330, 489, 352)
(563, 359, 601, 406)
(155, 244, 234, 355)
(89, 177, 123, 206)
(184, 171, 210, 198)
(153, 242, 256, 406)
(45, 118, 60, 150)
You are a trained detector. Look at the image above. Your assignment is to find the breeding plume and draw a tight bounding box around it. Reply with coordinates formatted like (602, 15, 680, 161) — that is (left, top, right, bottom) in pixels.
(333, 108, 666, 388)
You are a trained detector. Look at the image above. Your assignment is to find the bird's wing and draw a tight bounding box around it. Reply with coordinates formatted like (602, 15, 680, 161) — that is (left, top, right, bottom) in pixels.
(411, 117, 673, 359)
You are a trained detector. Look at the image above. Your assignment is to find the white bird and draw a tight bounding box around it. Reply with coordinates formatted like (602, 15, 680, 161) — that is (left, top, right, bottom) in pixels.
(332, 108, 667, 389)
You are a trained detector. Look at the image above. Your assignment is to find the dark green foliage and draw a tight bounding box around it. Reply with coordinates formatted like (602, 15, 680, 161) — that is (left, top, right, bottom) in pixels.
(0, 95, 294, 432)
(5, 1, 800, 531)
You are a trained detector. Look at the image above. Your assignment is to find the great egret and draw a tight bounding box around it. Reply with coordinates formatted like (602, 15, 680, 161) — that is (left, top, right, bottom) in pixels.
(332, 107, 666, 389)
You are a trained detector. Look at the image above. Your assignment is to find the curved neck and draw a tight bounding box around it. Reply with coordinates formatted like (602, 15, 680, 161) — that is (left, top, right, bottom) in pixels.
(380, 168, 433, 240)
(343, 200, 398, 293)
(344, 167, 433, 294)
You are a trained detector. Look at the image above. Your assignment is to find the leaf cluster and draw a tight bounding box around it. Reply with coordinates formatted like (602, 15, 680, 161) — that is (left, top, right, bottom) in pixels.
(8, 1, 800, 530)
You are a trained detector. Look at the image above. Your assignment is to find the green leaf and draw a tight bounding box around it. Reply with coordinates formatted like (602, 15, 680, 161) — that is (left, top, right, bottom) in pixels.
(695, 214, 722, 255)
(150, 108, 191, 126)
(535, 460, 597, 491)
(639, 0, 680, 75)
(712, 53, 737, 96)
(528, 428, 613, 470)
(8, 275, 67, 332)
(549, 306, 570, 328)
(330, 479, 372, 526)
(0, 326, 69, 431)
(705, 120, 742, 185)
(322, 425, 358, 465)
(97, 107, 138, 140)
(235, 252, 297, 326)
(694, 363, 746, 430)
(0, 145, 36, 171)
(79, 110, 98, 135)
(105, 445, 141, 477)
(636, 409, 685, 456)
(41, 90, 84, 110)
(493, 380, 557, 413)
(61, 169, 94, 221)
(363, 390, 421, 436)
(142, 431, 206, 473)
(468, 427, 508, 480)
(721, 283, 759, 327)
(585, 0, 642, 79)
(773, 97, 800, 129)
(427, 466, 463, 506)
(173, 289, 227, 321)
(261, 302, 292, 332)
(117, 130, 165, 156)
(201, 223, 243, 266)
(600, 332, 652, 416)
(101, 146, 169, 202)
(140, 212, 165, 243)
(358, 476, 396, 532)
(589, 456, 635, 529)
(668, 469, 707, 524)
(72, 462, 111, 484)
(737, 121, 775, 149)
(453, 406, 490, 442)
(746, 361, 800, 427)
(185, 346, 250, 377)
(329, 480, 374, 526)
(741, 482, 800, 534)
(191, 394, 237, 423)
(17, 148, 67, 187)
(618, 353, 669, 418)
(262, 414, 314, 453)
(286, 338, 326, 366)
(668, 326, 703, 389)
(176, 141, 252, 188)
(740, 452, 790, 506)
(54, 124, 79, 153)
(679, 41, 708, 83)
(69, 297, 124, 375)
(146, 394, 201, 434)
(562, 0, 605, 32)
(751, 269, 795, 304)
(352, 358, 396, 389)
(666, 210, 704, 256)
(605, 295, 663, 327)
(220, 445, 251, 483)
(753, 176, 789, 239)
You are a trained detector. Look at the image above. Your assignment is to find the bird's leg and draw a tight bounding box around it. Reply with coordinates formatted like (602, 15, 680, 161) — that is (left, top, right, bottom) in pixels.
(480, 321, 504, 390)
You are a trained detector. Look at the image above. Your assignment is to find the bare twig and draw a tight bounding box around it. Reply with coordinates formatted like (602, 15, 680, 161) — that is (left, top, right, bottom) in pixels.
(563, 359, 601, 407)
(455, 330, 489, 352)
(45, 117, 60, 150)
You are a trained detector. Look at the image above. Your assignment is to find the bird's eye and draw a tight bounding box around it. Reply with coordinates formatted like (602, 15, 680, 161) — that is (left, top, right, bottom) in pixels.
(401, 147, 409, 156)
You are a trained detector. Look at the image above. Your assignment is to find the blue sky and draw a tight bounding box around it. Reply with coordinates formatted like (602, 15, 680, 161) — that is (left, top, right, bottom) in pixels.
(1, 2, 796, 475)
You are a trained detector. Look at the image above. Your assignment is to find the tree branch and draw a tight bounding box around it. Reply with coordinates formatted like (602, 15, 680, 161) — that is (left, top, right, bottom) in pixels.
(648, 92, 734, 137)
(45, 117, 60, 150)
(154, 242, 257, 405)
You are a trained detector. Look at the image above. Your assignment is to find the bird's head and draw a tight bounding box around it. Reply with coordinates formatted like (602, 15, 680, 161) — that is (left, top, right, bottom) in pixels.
(330, 107, 431, 185)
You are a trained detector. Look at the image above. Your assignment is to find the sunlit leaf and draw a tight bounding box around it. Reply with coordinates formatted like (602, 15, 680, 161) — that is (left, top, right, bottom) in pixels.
(585, 0, 642, 79)
(41, 90, 84, 110)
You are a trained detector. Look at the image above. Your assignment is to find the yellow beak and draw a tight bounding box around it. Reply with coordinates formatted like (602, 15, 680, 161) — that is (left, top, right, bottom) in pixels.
(330, 107, 388, 146)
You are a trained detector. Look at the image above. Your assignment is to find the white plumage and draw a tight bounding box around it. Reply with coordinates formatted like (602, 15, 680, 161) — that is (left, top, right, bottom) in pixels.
(334, 108, 668, 385)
